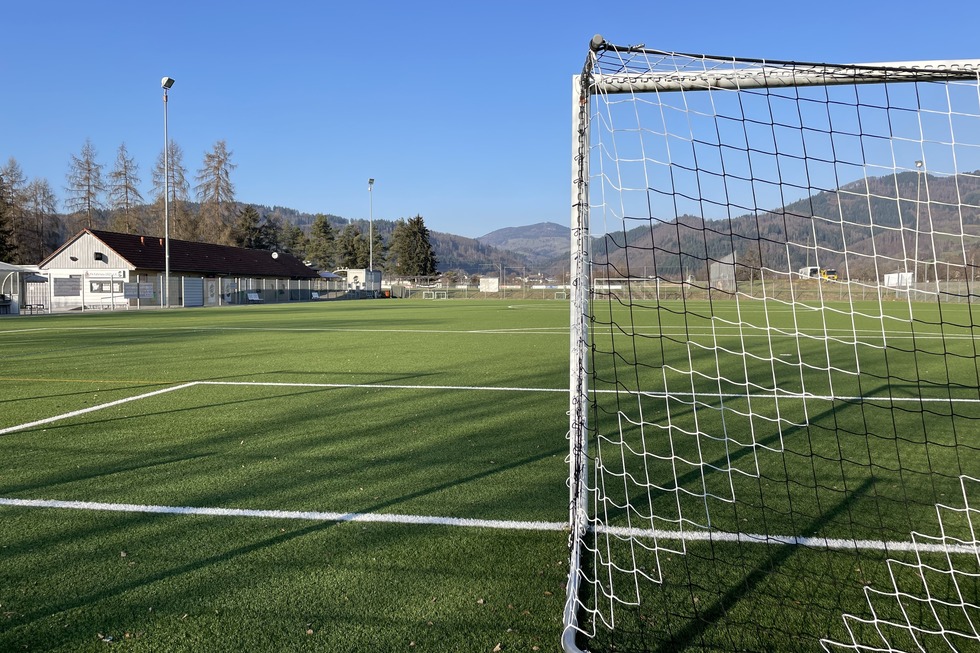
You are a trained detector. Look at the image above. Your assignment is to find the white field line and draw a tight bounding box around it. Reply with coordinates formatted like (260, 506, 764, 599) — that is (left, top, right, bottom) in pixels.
(0, 497, 565, 532)
(1, 496, 977, 556)
(4, 379, 973, 437)
(196, 380, 567, 393)
(0, 327, 52, 335)
(624, 390, 980, 404)
(0, 380, 567, 436)
(5, 323, 966, 340)
(0, 382, 199, 436)
(596, 525, 980, 555)
(4, 380, 976, 552)
(182, 326, 568, 335)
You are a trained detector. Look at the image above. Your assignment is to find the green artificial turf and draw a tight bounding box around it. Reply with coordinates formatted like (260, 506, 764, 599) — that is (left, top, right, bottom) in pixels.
(2, 298, 978, 652)
(0, 300, 570, 652)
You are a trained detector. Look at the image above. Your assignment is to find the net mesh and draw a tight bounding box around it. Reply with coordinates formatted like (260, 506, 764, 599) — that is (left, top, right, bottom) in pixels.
(566, 41, 980, 652)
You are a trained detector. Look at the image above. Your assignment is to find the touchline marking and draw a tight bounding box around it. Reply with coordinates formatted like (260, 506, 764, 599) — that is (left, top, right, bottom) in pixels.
(0, 383, 198, 436)
(2, 497, 976, 555)
(0, 497, 565, 533)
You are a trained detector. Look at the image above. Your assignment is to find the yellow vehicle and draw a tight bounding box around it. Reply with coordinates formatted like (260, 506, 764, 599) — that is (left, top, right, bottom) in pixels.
(820, 268, 838, 281)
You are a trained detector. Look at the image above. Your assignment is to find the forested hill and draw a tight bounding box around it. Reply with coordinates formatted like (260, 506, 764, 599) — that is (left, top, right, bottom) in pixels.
(592, 171, 980, 281)
(11, 171, 975, 280)
(477, 222, 570, 261)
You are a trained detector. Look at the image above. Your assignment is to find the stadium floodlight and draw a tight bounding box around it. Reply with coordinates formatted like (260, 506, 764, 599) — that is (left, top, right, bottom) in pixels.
(564, 35, 980, 653)
(368, 178, 375, 274)
(914, 160, 926, 284)
(162, 76, 174, 308)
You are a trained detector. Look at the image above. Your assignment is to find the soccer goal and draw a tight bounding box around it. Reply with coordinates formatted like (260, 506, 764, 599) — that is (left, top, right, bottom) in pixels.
(564, 35, 980, 652)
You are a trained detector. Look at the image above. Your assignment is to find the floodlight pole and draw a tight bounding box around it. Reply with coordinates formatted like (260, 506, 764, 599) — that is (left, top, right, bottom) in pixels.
(162, 77, 175, 308)
(368, 178, 375, 274)
(915, 160, 923, 285)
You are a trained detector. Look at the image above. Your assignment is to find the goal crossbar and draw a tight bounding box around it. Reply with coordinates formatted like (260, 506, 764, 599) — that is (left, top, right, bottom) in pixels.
(587, 37, 980, 93)
(591, 61, 980, 94)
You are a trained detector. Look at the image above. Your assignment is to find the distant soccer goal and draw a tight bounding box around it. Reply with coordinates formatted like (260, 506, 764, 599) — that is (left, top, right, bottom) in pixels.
(564, 35, 980, 652)
(422, 290, 448, 300)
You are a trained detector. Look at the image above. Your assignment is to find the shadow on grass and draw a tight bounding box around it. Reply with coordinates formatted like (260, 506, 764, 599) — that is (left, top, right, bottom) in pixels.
(592, 383, 887, 525)
(3, 436, 568, 650)
(2, 383, 569, 649)
(574, 380, 898, 652)
(0, 451, 214, 496)
(5, 514, 344, 644)
(578, 475, 877, 653)
(654, 476, 876, 653)
(0, 380, 191, 407)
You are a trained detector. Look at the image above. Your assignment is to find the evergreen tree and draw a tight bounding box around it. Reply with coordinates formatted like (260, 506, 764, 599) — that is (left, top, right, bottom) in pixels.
(370, 228, 387, 271)
(232, 205, 265, 249)
(389, 214, 437, 277)
(106, 143, 144, 233)
(280, 222, 307, 258)
(335, 224, 368, 268)
(195, 140, 237, 244)
(64, 138, 105, 229)
(259, 214, 284, 252)
(306, 214, 337, 270)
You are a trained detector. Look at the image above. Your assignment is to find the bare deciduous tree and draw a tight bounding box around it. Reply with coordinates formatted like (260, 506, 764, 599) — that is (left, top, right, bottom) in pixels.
(0, 158, 27, 263)
(106, 143, 144, 234)
(152, 140, 192, 240)
(24, 178, 58, 262)
(65, 138, 105, 229)
(195, 140, 237, 244)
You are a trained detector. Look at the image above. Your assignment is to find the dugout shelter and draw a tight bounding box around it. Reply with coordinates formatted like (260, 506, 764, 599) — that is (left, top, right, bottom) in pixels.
(0, 261, 45, 315)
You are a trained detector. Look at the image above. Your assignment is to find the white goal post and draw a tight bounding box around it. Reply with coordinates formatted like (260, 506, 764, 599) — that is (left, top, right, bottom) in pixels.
(564, 35, 980, 653)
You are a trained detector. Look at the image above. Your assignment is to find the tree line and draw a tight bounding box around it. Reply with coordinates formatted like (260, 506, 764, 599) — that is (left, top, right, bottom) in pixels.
(0, 142, 438, 277)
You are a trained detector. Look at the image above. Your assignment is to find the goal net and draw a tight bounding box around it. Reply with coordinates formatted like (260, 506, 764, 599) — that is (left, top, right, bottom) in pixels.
(564, 36, 980, 652)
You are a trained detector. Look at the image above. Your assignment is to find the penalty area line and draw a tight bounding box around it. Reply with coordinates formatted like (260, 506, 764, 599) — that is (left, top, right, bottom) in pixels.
(0, 497, 567, 533)
(197, 380, 567, 393)
(0, 382, 199, 436)
(0, 379, 565, 438)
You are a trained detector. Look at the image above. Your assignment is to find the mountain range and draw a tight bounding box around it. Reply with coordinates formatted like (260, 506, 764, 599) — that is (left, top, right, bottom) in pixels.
(25, 170, 975, 281)
(465, 170, 980, 281)
(445, 221, 570, 276)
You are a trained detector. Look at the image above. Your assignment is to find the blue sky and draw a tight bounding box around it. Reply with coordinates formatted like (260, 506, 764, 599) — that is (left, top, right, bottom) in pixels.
(4, 1, 980, 239)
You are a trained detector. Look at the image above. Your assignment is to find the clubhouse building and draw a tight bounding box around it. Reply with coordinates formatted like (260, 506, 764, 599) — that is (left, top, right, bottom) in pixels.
(27, 229, 324, 312)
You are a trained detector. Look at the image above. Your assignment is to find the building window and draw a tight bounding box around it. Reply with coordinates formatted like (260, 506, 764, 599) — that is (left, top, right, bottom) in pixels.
(89, 280, 123, 293)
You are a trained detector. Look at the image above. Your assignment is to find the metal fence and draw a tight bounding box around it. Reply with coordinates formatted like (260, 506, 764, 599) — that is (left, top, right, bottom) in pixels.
(26, 274, 343, 313)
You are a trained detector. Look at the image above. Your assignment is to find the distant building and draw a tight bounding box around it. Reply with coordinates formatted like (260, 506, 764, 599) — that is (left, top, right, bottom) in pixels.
(0, 261, 43, 315)
(709, 253, 736, 292)
(336, 268, 382, 294)
(32, 229, 321, 312)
